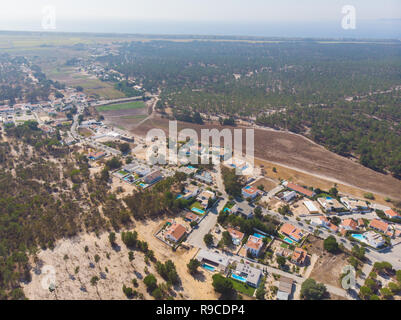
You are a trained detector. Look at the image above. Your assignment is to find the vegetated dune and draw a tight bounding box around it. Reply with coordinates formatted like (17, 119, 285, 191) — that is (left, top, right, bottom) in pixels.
(130, 116, 401, 200)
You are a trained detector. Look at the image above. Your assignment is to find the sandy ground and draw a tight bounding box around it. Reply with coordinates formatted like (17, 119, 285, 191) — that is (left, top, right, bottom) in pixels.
(23, 218, 219, 300)
(134, 218, 219, 300)
(128, 116, 401, 202)
(306, 236, 349, 289)
(22, 233, 155, 300)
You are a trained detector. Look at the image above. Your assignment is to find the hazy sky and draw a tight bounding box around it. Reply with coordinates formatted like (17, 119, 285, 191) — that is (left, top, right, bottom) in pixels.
(0, 0, 400, 22)
(0, 0, 400, 37)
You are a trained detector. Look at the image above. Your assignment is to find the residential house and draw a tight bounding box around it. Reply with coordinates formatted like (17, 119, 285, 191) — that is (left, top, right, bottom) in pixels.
(242, 185, 259, 199)
(165, 223, 187, 243)
(384, 209, 401, 220)
(197, 190, 216, 209)
(340, 197, 371, 213)
(285, 182, 315, 198)
(245, 235, 264, 257)
(277, 277, 294, 300)
(88, 151, 106, 161)
(227, 228, 245, 246)
(144, 170, 163, 184)
(291, 248, 307, 265)
(232, 263, 262, 288)
(311, 216, 338, 233)
(317, 197, 346, 214)
(281, 191, 297, 202)
(275, 247, 293, 258)
(196, 249, 229, 272)
(182, 185, 199, 200)
(279, 223, 304, 242)
(369, 219, 390, 234)
(185, 211, 200, 223)
(231, 201, 254, 219)
(364, 231, 385, 248)
(194, 171, 213, 184)
(340, 219, 358, 232)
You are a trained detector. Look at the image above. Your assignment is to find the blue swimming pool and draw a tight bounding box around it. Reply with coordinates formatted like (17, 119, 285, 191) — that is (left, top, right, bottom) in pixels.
(351, 234, 366, 242)
(176, 194, 183, 199)
(231, 273, 247, 283)
(192, 207, 205, 215)
(283, 237, 294, 244)
(187, 165, 196, 169)
(202, 264, 215, 271)
(224, 207, 231, 213)
(139, 183, 146, 188)
(253, 233, 266, 239)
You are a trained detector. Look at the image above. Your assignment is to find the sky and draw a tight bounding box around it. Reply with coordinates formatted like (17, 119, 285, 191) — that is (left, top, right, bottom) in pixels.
(0, 0, 400, 38)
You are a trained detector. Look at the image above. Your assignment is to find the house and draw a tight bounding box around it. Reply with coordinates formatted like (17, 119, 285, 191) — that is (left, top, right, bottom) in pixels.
(133, 165, 151, 177)
(303, 201, 319, 214)
(165, 223, 187, 243)
(291, 248, 307, 265)
(311, 216, 338, 233)
(358, 219, 365, 228)
(310, 216, 329, 228)
(384, 209, 401, 220)
(185, 211, 200, 223)
(363, 231, 385, 248)
(277, 277, 294, 300)
(242, 185, 259, 199)
(227, 228, 244, 245)
(194, 171, 213, 184)
(197, 190, 216, 209)
(281, 191, 297, 202)
(182, 185, 199, 200)
(232, 263, 262, 288)
(275, 247, 293, 258)
(340, 197, 370, 213)
(231, 201, 254, 219)
(88, 151, 106, 161)
(317, 197, 346, 214)
(279, 223, 304, 242)
(285, 182, 315, 198)
(244, 235, 264, 256)
(369, 219, 390, 234)
(340, 219, 358, 231)
(196, 249, 229, 272)
(144, 170, 163, 184)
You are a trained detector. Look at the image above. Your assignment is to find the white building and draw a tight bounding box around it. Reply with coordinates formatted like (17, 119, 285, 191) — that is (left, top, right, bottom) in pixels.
(364, 231, 385, 248)
(303, 201, 319, 214)
(282, 191, 297, 202)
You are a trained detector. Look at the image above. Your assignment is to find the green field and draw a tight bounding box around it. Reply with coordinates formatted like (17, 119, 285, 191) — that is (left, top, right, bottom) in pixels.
(96, 101, 146, 112)
(229, 278, 256, 296)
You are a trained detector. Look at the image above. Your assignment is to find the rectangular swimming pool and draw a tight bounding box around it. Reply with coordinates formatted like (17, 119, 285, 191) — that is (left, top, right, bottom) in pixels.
(192, 207, 205, 215)
(351, 234, 366, 242)
(202, 264, 215, 271)
(253, 233, 266, 239)
(283, 237, 294, 244)
(231, 273, 247, 283)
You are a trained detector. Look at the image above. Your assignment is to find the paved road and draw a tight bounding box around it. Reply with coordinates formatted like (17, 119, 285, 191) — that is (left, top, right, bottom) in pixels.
(187, 197, 227, 249)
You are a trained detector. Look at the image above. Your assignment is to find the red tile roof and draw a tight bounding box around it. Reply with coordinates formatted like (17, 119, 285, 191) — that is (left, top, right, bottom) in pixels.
(228, 228, 244, 241)
(385, 209, 400, 218)
(280, 223, 303, 241)
(369, 219, 389, 233)
(166, 223, 187, 241)
(287, 183, 315, 198)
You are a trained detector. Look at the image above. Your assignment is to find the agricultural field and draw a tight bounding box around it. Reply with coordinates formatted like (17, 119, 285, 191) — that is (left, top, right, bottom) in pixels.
(96, 101, 146, 112)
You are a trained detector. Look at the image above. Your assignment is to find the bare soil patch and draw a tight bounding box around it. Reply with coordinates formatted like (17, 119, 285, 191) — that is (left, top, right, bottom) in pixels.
(306, 236, 348, 288)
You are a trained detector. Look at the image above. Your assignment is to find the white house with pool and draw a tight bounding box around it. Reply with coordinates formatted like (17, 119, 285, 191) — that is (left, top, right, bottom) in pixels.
(231, 263, 262, 288)
(351, 231, 385, 248)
